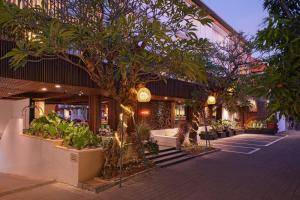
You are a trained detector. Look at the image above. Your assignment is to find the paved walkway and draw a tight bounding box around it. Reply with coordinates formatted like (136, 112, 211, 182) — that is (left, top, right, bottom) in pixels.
(0, 173, 54, 197)
(1, 131, 300, 200)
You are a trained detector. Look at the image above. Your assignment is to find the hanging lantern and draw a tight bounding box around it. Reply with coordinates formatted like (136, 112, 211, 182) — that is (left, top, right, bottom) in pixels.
(137, 87, 151, 102)
(207, 95, 216, 105)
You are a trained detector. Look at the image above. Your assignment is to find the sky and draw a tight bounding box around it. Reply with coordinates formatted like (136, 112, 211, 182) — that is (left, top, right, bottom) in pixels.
(202, 0, 267, 37)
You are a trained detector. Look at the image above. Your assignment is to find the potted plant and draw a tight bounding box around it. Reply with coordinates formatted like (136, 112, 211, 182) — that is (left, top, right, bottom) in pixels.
(266, 114, 278, 130)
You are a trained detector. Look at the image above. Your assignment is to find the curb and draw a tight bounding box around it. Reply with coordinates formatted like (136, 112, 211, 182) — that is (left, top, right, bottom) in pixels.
(79, 167, 158, 193)
(189, 148, 221, 159)
(80, 148, 220, 193)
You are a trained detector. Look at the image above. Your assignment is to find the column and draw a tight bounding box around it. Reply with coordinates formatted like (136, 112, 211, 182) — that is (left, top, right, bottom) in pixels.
(88, 95, 101, 134)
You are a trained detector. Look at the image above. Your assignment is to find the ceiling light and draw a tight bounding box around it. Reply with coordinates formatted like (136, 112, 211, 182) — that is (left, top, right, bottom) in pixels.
(78, 91, 84, 96)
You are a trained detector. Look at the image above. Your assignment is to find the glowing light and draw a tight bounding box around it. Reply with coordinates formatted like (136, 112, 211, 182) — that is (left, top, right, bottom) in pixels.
(164, 96, 168, 100)
(120, 104, 134, 116)
(41, 88, 47, 91)
(249, 99, 258, 112)
(227, 87, 234, 95)
(207, 95, 216, 105)
(137, 87, 151, 102)
(114, 132, 122, 147)
(55, 84, 61, 88)
(140, 109, 150, 116)
(78, 91, 84, 96)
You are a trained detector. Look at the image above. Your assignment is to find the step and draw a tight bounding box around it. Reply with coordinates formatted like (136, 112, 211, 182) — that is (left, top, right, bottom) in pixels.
(152, 152, 188, 164)
(157, 155, 195, 168)
(145, 147, 176, 156)
(147, 149, 181, 160)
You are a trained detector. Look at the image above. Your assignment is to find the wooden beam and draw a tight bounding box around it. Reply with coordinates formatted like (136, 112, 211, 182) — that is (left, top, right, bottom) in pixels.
(88, 95, 101, 134)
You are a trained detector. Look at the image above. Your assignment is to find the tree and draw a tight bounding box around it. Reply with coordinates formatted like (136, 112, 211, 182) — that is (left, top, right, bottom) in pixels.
(0, 0, 211, 176)
(255, 0, 300, 120)
(187, 33, 256, 131)
(206, 33, 256, 122)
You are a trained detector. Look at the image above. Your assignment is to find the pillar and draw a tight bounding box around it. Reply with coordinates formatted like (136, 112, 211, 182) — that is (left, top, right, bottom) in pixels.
(88, 95, 101, 134)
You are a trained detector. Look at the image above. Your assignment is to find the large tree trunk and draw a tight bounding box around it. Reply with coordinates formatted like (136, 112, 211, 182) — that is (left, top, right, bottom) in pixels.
(101, 100, 146, 179)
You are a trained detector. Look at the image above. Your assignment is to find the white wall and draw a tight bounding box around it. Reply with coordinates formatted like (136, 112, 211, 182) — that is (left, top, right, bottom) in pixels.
(0, 99, 29, 138)
(222, 108, 237, 121)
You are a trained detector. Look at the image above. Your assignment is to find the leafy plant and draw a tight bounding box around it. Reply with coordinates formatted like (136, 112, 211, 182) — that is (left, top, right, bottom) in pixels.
(144, 138, 159, 155)
(28, 113, 62, 139)
(136, 122, 151, 141)
(27, 113, 101, 149)
(211, 120, 223, 131)
(247, 120, 267, 129)
(254, 0, 300, 120)
(63, 125, 101, 150)
(211, 119, 234, 131)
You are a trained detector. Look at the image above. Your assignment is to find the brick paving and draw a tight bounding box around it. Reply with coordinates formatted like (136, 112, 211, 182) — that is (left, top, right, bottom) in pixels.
(98, 131, 300, 200)
(1, 131, 300, 200)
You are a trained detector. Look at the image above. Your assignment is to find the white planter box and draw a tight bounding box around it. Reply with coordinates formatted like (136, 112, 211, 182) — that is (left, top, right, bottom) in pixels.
(0, 118, 105, 186)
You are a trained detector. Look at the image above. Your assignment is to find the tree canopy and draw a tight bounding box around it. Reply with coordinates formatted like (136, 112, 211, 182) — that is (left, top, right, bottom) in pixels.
(0, 0, 212, 105)
(255, 0, 300, 120)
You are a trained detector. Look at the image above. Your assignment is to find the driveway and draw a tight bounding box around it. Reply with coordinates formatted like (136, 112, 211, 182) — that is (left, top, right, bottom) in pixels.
(210, 133, 287, 154)
(1, 131, 300, 200)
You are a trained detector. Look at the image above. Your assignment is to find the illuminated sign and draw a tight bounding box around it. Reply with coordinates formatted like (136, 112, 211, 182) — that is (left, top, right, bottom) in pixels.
(139, 109, 150, 116)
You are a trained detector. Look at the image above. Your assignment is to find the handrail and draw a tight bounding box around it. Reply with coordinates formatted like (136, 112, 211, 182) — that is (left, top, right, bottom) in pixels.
(21, 105, 44, 130)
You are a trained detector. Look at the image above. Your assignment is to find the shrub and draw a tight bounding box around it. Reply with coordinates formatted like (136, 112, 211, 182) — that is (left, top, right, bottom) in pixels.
(211, 120, 234, 131)
(28, 113, 63, 139)
(27, 113, 101, 149)
(247, 120, 267, 129)
(136, 122, 151, 141)
(63, 125, 101, 149)
(144, 138, 159, 155)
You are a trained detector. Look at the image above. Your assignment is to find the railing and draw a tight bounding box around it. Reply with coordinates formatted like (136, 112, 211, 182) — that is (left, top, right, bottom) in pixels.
(3, 0, 77, 23)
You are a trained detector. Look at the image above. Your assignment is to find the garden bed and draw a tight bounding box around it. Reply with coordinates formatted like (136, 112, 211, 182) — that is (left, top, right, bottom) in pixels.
(183, 145, 216, 155)
(245, 128, 277, 135)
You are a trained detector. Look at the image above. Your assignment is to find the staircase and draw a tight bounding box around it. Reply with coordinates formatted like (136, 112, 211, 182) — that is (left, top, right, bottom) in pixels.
(146, 146, 195, 168)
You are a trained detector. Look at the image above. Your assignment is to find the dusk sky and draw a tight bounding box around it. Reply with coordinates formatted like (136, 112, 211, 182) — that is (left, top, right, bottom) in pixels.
(202, 0, 267, 37)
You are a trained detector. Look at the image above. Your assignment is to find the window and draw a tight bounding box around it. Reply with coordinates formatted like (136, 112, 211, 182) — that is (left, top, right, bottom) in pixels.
(249, 99, 258, 112)
(175, 104, 186, 120)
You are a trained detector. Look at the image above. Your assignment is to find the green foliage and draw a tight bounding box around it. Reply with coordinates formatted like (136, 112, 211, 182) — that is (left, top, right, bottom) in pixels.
(27, 113, 101, 149)
(265, 113, 278, 124)
(206, 33, 256, 113)
(136, 122, 151, 141)
(247, 120, 267, 129)
(254, 0, 300, 120)
(64, 125, 101, 150)
(211, 119, 234, 131)
(144, 138, 159, 155)
(29, 112, 64, 138)
(0, 0, 212, 105)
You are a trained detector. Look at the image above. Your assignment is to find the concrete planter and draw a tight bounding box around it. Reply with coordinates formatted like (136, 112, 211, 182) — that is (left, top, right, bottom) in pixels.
(199, 132, 218, 140)
(0, 119, 105, 186)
